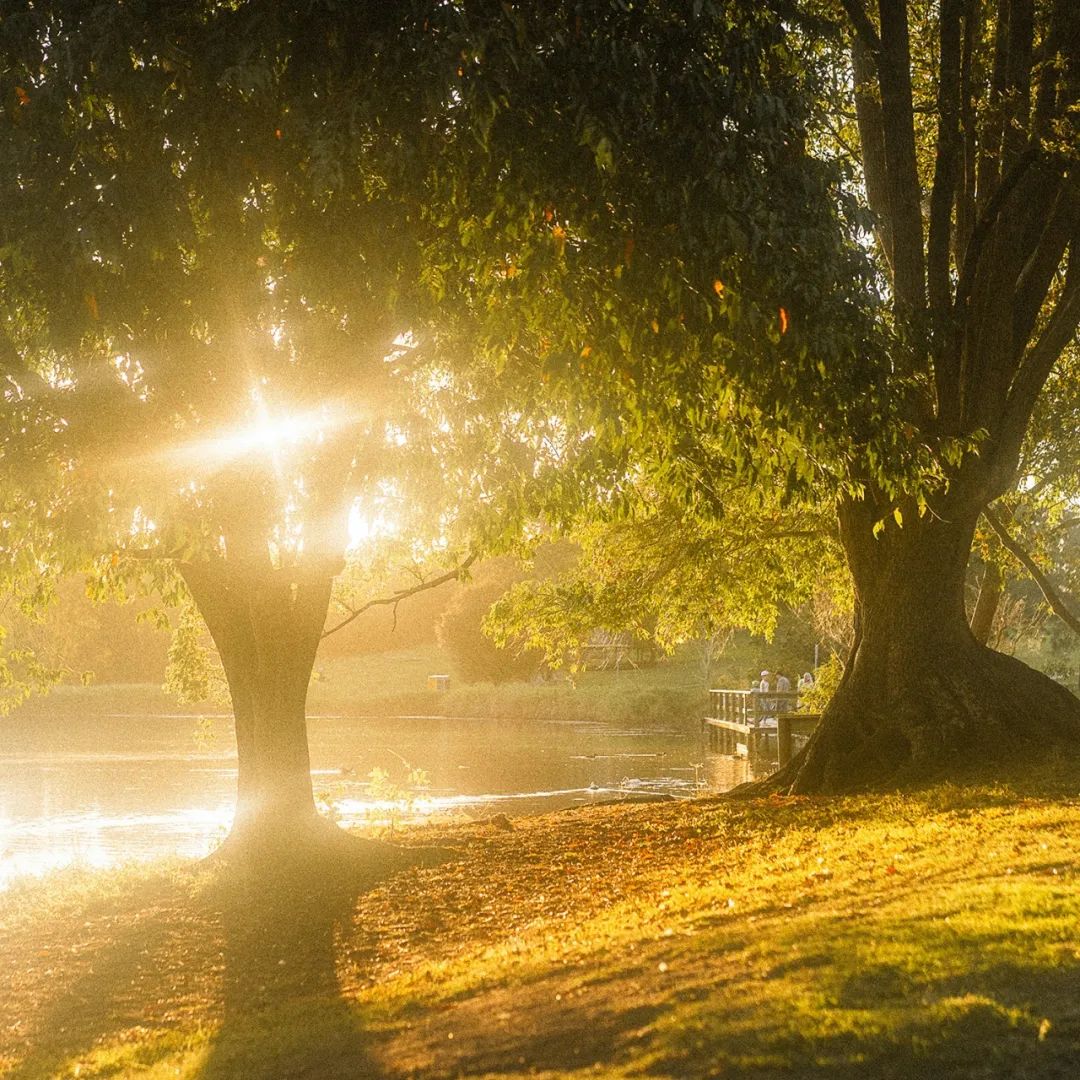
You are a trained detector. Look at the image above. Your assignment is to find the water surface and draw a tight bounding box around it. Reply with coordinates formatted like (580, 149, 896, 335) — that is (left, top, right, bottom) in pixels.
(0, 711, 752, 889)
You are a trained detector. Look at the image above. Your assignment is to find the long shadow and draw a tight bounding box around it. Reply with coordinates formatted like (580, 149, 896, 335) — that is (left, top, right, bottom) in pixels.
(647, 957, 1080, 1079)
(4, 873, 194, 1080)
(193, 843, 394, 1080)
(4, 838, 432, 1079)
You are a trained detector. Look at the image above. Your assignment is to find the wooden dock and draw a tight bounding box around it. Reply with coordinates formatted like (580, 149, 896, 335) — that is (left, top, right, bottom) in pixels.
(702, 689, 820, 768)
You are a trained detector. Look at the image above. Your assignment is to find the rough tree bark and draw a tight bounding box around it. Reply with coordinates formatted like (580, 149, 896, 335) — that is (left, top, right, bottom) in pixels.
(781, 487, 1080, 793)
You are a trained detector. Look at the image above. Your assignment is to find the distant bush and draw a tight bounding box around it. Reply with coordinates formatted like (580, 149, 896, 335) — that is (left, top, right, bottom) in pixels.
(436, 563, 542, 684)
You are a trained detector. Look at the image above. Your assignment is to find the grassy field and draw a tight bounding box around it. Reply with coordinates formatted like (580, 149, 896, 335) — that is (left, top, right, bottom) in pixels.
(3, 765, 1080, 1078)
(310, 647, 708, 725)
(10, 646, 710, 727)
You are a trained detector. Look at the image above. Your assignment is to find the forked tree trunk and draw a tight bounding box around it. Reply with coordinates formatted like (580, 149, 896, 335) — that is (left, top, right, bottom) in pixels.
(180, 560, 334, 840)
(782, 494, 1080, 793)
(968, 561, 1004, 646)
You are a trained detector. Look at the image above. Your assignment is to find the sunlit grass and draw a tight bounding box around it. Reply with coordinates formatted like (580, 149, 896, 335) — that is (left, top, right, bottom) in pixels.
(3, 770, 1080, 1077)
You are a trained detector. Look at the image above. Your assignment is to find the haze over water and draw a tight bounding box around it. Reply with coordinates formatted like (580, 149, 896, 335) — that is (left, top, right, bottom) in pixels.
(1, 710, 751, 889)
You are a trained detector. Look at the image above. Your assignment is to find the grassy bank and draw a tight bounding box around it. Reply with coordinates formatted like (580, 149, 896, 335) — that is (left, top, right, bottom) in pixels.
(309, 648, 708, 726)
(10, 647, 709, 727)
(3, 766, 1080, 1078)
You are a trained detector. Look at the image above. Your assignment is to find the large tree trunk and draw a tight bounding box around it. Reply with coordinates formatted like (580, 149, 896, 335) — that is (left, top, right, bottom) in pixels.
(180, 560, 335, 843)
(782, 493, 1080, 793)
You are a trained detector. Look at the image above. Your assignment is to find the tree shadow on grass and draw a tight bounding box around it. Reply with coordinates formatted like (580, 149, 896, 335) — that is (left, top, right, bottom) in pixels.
(192, 842, 396, 1080)
(3, 873, 193, 1080)
(4, 837, 436, 1079)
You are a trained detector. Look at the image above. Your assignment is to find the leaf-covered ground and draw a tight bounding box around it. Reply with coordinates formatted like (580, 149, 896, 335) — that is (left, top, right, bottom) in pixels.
(3, 770, 1080, 1078)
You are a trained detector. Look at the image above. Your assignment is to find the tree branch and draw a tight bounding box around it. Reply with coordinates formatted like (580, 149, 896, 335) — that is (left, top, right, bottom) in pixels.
(983, 507, 1080, 636)
(997, 261, 1080, 465)
(954, 0, 978, 264)
(1001, 0, 1035, 170)
(976, 0, 1014, 208)
(321, 554, 477, 639)
(1011, 182, 1078, 354)
(839, 0, 881, 56)
(929, 0, 964, 408)
(852, 36, 894, 276)
(877, 0, 927, 319)
(953, 146, 1040, 320)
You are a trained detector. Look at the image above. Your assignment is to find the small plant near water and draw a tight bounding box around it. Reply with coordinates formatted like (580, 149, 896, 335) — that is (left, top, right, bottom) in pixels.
(366, 762, 432, 836)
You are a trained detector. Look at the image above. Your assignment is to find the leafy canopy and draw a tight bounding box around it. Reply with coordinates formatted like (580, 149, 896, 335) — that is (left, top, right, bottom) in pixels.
(1, 1, 884, 702)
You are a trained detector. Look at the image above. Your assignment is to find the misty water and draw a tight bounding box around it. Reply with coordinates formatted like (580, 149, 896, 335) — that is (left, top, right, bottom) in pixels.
(0, 710, 754, 890)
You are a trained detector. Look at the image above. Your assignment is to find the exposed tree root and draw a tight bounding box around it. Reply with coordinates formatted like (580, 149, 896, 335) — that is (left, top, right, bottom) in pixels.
(742, 641, 1080, 796)
(205, 812, 455, 890)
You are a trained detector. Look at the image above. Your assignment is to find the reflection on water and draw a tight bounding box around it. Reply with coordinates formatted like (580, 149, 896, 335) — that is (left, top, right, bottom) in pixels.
(0, 711, 755, 889)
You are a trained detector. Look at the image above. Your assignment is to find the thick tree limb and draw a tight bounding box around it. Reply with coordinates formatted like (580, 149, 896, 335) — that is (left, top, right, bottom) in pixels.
(1031, 0, 1072, 138)
(953, 146, 1040, 320)
(852, 36, 894, 277)
(877, 0, 927, 319)
(954, 0, 978, 263)
(1001, 0, 1035, 170)
(983, 507, 1080, 636)
(1012, 184, 1079, 354)
(321, 554, 477, 639)
(996, 265, 1080, 478)
(929, 0, 964, 406)
(976, 0, 1014, 208)
(839, 0, 881, 56)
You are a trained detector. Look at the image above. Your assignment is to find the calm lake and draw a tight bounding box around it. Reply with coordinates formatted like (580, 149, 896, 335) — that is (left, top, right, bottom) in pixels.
(0, 711, 752, 889)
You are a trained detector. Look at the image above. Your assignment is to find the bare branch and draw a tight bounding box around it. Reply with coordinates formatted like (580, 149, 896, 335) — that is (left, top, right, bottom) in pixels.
(984, 506, 1080, 636)
(1012, 180, 1080, 351)
(321, 554, 477, 639)
(999, 263, 1080, 455)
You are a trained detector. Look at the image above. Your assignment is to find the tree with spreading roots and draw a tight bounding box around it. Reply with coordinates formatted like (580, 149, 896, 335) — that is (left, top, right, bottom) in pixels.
(495, 0, 1080, 792)
(778, 0, 1080, 791)
(0, 1, 865, 845)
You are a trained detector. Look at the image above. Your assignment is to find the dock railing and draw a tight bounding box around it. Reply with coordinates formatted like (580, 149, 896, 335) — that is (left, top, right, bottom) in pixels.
(703, 689, 820, 767)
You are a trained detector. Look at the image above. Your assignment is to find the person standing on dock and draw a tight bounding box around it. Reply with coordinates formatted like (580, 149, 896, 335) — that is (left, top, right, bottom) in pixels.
(776, 672, 791, 694)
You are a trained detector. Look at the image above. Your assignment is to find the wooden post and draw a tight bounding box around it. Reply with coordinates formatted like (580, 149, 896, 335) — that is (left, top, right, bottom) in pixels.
(777, 714, 793, 766)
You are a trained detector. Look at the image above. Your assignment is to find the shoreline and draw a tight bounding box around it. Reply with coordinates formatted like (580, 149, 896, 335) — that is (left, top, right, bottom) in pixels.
(4, 765, 1080, 1078)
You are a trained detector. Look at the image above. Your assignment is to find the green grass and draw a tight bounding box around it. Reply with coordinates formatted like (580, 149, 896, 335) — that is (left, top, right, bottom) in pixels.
(9, 679, 197, 716)
(4, 768, 1080, 1077)
(9, 647, 709, 727)
(310, 647, 708, 724)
